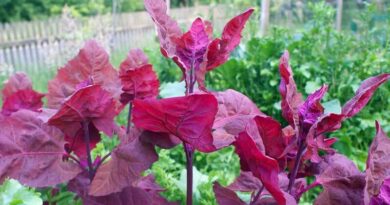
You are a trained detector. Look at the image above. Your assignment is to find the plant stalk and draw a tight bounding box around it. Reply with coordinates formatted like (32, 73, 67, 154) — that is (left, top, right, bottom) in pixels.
(184, 62, 195, 205)
(287, 140, 305, 194)
(250, 186, 264, 205)
(82, 121, 94, 181)
(294, 181, 320, 200)
(92, 152, 112, 177)
(184, 143, 194, 205)
(126, 103, 133, 134)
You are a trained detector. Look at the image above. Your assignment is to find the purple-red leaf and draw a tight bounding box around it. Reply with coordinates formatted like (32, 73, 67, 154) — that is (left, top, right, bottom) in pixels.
(1, 72, 32, 100)
(253, 115, 286, 160)
(278, 51, 303, 128)
(365, 122, 390, 203)
(212, 89, 264, 149)
(299, 85, 328, 130)
(120, 64, 159, 104)
(234, 131, 286, 205)
(1, 72, 44, 115)
(144, 0, 182, 58)
(119, 50, 160, 104)
(140, 131, 181, 149)
(369, 177, 390, 205)
(227, 171, 262, 193)
(197, 9, 254, 89)
(132, 94, 218, 152)
(47, 40, 121, 108)
(48, 85, 117, 138)
(69, 172, 176, 205)
(176, 18, 211, 71)
(342, 73, 390, 117)
(315, 175, 365, 205)
(1, 89, 44, 115)
(89, 135, 158, 196)
(204, 8, 254, 71)
(305, 73, 389, 162)
(119, 49, 149, 70)
(145, 0, 253, 90)
(64, 123, 101, 161)
(0, 110, 81, 187)
(314, 154, 365, 205)
(213, 182, 246, 205)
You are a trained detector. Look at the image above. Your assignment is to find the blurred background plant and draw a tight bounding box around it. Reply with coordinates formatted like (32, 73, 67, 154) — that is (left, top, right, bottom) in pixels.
(0, 0, 389, 204)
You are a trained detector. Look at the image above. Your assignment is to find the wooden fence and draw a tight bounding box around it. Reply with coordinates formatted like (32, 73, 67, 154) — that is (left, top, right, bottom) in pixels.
(0, 5, 233, 76)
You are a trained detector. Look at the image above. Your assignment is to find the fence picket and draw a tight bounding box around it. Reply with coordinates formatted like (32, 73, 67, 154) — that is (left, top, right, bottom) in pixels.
(0, 5, 230, 74)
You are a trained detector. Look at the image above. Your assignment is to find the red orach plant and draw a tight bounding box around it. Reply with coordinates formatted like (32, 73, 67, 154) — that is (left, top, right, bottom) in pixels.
(0, 1, 389, 205)
(211, 51, 390, 205)
(0, 41, 173, 204)
(141, 0, 254, 204)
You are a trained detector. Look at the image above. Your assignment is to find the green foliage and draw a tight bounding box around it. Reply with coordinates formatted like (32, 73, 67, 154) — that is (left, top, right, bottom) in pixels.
(0, 179, 42, 205)
(207, 2, 390, 148)
(39, 185, 81, 205)
(206, 3, 389, 201)
(1, 2, 389, 204)
(0, 0, 146, 23)
(151, 145, 240, 204)
(0, 0, 255, 23)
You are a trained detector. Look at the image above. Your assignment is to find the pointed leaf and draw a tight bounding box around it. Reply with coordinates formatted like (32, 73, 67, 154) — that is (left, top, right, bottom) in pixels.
(144, 0, 182, 58)
(342, 73, 390, 117)
(0, 110, 82, 187)
(234, 131, 286, 205)
(133, 94, 218, 152)
(278, 51, 303, 128)
(299, 85, 328, 129)
(305, 74, 390, 162)
(205, 9, 254, 71)
(197, 9, 254, 89)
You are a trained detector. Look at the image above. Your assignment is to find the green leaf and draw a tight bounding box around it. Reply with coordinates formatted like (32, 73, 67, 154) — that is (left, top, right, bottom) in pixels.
(305, 81, 321, 94)
(175, 167, 209, 201)
(323, 99, 341, 114)
(159, 82, 186, 98)
(0, 179, 42, 205)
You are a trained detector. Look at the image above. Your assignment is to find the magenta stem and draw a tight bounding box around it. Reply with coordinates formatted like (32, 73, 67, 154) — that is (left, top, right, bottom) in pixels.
(92, 152, 112, 176)
(294, 181, 320, 200)
(250, 186, 264, 205)
(126, 103, 133, 134)
(184, 143, 194, 205)
(287, 140, 306, 194)
(82, 121, 94, 181)
(183, 62, 195, 205)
